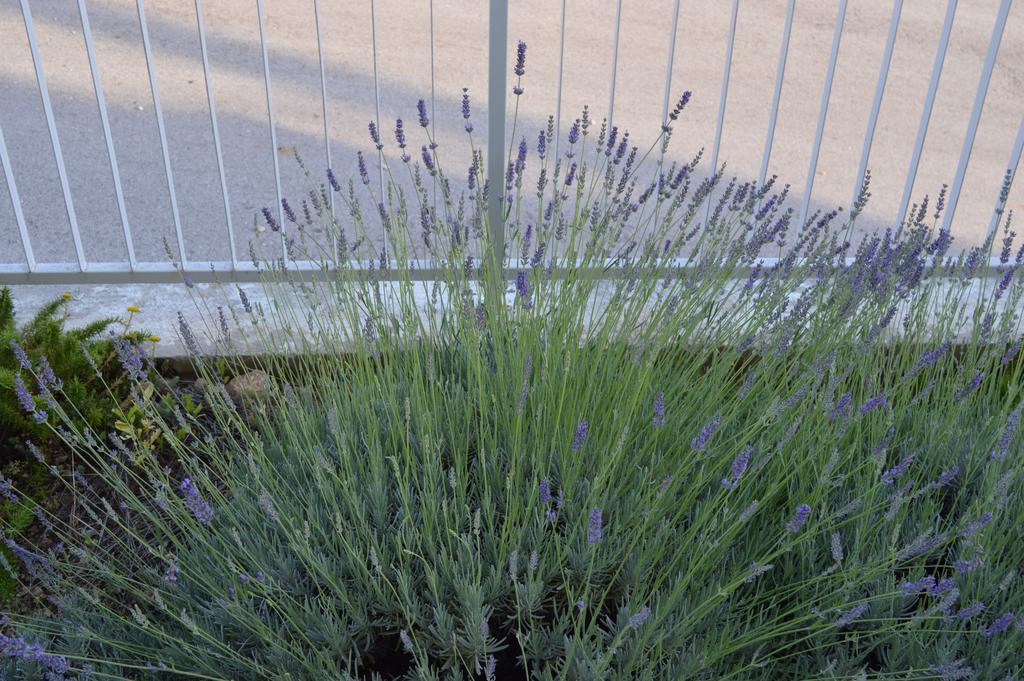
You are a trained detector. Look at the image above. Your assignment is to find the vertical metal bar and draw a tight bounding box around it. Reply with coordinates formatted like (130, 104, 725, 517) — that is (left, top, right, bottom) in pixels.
(429, 0, 437, 212)
(21, 0, 87, 271)
(708, 0, 739, 174)
(896, 0, 957, 231)
(703, 0, 739, 227)
(797, 0, 848, 230)
(313, 0, 334, 223)
(986, 112, 1024, 243)
(79, 0, 136, 270)
(607, 0, 624, 131)
(849, 0, 902, 218)
(369, 0, 385, 198)
(0, 120, 35, 270)
(195, 0, 237, 268)
(136, 0, 188, 267)
(256, 0, 285, 256)
(939, 0, 1012, 236)
(552, 0, 568, 162)
(659, 0, 683, 130)
(487, 0, 509, 272)
(758, 0, 795, 191)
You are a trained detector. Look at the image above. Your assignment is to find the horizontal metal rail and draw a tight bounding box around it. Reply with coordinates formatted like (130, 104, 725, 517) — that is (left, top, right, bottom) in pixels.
(0, 256, 1008, 286)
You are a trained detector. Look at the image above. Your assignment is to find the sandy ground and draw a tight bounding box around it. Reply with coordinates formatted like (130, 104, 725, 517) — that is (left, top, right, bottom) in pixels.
(1, 0, 1022, 271)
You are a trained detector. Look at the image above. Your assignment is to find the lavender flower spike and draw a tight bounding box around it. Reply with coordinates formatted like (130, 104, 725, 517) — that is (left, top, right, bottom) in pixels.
(835, 603, 869, 628)
(572, 419, 589, 451)
(587, 507, 602, 544)
(721, 445, 751, 489)
(691, 414, 721, 452)
(652, 391, 666, 428)
(461, 88, 473, 133)
(416, 99, 430, 128)
(9, 338, 31, 370)
(513, 40, 527, 76)
(628, 606, 652, 630)
(539, 478, 552, 504)
(786, 504, 812, 533)
(180, 477, 214, 525)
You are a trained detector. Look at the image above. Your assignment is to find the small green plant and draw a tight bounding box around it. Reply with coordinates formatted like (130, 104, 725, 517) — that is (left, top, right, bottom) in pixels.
(0, 288, 119, 443)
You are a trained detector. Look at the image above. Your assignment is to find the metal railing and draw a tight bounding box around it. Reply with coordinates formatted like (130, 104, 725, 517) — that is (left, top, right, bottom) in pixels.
(1, 0, 1022, 285)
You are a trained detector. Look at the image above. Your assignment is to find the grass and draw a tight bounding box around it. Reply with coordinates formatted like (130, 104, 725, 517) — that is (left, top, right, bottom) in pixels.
(1, 52, 1023, 679)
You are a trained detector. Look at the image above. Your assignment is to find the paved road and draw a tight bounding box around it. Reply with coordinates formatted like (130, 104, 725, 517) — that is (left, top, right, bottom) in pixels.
(1, 0, 1023, 271)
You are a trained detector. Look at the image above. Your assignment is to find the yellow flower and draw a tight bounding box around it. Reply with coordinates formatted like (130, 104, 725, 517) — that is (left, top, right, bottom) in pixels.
(127, 331, 138, 339)
(61, 292, 73, 300)
(127, 305, 141, 313)
(149, 335, 161, 343)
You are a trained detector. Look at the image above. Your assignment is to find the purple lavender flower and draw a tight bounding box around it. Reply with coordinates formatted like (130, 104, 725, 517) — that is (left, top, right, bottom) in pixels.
(952, 602, 985, 621)
(572, 420, 589, 451)
(900, 575, 936, 598)
(14, 374, 36, 415)
(512, 39, 527, 91)
(691, 414, 721, 452)
(744, 561, 773, 583)
(859, 394, 887, 414)
(828, 392, 852, 419)
(282, 198, 298, 224)
(237, 286, 252, 315)
(394, 117, 408, 153)
(516, 270, 532, 309)
(0, 633, 70, 676)
(981, 611, 1015, 637)
(8, 339, 30, 370)
(995, 266, 1015, 298)
(327, 167, 340, 192)
(177, 312, 201, 357)
(587, 507, 602, 544)
(954, 550, 984, 574)
(959, 511, 992, 540)
(368, 121, 383, 150)
(990, 406, 1020, 461)
(539, 478, 552, 504)
(786, 504, 811, 533)
(416, 99, 429, 128)
(180, 477, 214, 525)
(567, 120, 580, 146)
(953, 371, 984, 403)
(163, 562, 179, 584)
(564, 162, 577, 187)
(721, 445, 751, 490)
(668, 90, 692, 121)
(835, 602, 869, 628)
(628, 606, 651, 630)
(460, 88, 473, 133)
(0, 474, 17, 503)
(931, 466, 959, 489)
(357, 151, 370, 186)
(485, 655, 496, 680)
(929, 659, 973, 681)
(1001, 341, 1021, 366)
(880, 455, 914, 485)
(32, 356, 59, 401)
(261, 207, 280, 232)
(537, 129, 547, 159)
(114, 337, 147, 381)
(652, 391, 666, 428)
(515, 138, 528, 177)
(421, 146, 435, 174)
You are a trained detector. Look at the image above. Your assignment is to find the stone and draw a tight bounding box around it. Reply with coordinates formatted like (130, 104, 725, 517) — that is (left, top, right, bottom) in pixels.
(225, 370, 272, 403)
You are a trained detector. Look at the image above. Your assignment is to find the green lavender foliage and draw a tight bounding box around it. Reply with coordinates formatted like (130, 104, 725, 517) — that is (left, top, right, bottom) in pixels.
(2, 80, 1023, 679)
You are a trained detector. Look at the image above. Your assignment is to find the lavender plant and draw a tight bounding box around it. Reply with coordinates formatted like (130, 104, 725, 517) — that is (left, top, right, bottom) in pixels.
(1, 44, 1023, 680)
